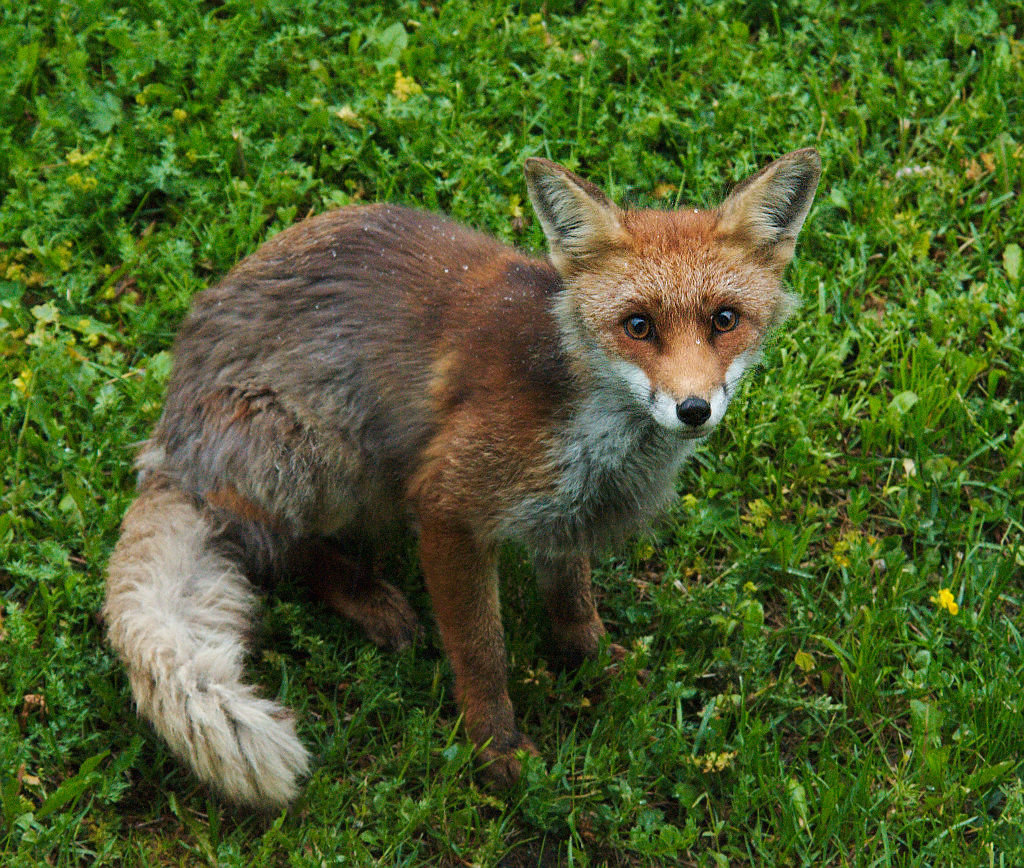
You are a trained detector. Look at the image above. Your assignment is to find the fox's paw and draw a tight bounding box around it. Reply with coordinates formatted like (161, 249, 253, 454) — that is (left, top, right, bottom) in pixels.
(548, 617, 625, 670)
(357, 580, 424, 651)
(605, 642, 628, 663)
(314, 569, 423, 651)
(479, 732, 540, 787)
(306, 542, 423, 651)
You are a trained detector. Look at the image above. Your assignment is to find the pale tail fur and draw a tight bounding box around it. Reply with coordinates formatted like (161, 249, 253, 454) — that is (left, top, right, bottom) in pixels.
(103, 485, 309, 809)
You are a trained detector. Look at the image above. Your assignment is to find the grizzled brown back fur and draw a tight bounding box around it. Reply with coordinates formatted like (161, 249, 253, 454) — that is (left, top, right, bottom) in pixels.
(144, 205, 570, 557)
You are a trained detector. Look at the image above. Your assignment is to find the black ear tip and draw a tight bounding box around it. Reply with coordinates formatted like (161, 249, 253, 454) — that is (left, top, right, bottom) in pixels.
(524, 157, 555, 178)
(787, 147, 822, 175)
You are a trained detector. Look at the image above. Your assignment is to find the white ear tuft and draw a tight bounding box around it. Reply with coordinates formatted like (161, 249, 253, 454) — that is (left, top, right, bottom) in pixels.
(524, 158, 626, 273)
(717, 148, 821, 267)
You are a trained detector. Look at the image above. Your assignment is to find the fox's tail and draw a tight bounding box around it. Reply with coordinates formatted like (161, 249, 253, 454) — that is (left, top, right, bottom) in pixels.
(103, 484, 309, 809)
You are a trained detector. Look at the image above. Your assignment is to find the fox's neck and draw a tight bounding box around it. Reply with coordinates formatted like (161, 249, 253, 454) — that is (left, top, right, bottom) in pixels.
(523, 290, 693, 547)
(515, 387, 693, 556)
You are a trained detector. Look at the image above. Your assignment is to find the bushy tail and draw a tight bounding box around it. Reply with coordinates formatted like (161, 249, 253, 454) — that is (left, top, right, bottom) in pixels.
(103, 485, 309, 809)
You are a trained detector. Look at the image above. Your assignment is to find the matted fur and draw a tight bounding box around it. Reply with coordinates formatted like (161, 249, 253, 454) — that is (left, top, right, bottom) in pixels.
(103, 485, 309, 808)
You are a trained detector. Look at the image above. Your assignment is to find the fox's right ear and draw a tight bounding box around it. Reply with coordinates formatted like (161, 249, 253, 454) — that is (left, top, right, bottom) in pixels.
(524, 158, 626, 274)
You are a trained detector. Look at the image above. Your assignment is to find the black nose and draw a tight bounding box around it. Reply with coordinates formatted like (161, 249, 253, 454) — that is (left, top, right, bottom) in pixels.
(676, 397, 711, 427)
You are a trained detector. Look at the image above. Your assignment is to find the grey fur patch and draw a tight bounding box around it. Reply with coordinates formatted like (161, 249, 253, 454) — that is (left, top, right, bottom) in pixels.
(500, 364, 696, 557)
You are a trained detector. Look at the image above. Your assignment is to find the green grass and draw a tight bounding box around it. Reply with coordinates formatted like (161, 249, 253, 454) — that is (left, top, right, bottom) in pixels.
(2, 0, 1022, 864)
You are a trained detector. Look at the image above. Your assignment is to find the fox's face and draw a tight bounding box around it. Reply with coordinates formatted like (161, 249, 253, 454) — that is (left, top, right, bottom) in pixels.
(525, 150, 821, 437)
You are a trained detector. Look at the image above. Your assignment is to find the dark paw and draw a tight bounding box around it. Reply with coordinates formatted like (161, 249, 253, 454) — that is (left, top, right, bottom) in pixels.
(479, 733, 539, 787)
(605, 642, 628, 662)
(361, 582, 424, 651)
(314, 565, 424, 651)
(547, 617, 624, 671)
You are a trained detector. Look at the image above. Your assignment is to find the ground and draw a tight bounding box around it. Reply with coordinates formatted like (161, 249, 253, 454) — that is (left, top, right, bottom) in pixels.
(1, 0, 1022, 864)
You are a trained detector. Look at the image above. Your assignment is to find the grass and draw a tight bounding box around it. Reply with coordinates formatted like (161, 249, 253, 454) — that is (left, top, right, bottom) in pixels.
(1, 0, 1022, 864)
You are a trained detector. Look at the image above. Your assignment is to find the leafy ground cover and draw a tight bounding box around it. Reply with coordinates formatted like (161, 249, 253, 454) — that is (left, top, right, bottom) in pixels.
(1, 0, 1022, 864)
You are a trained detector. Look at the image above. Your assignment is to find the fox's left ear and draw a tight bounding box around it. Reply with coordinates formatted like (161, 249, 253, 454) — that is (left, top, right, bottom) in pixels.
(717, 148, 821, 270)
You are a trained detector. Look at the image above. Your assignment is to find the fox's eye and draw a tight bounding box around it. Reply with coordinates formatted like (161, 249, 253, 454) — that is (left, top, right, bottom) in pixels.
(712, 308, 739, 333)
(624, 314, 654, 341)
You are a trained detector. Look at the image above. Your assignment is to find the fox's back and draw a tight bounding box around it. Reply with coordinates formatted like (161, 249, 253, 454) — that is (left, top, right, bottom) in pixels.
(145, 204, 569, 533)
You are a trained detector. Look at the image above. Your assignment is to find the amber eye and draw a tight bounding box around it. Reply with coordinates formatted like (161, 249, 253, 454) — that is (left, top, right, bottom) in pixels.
(624, 314, 654, 341)
(712, 308, 739, 333)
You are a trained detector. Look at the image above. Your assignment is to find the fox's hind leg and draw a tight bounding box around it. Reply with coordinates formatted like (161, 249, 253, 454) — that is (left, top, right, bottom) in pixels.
(534, 554, 627, 668)
(300, 538, 423, 651)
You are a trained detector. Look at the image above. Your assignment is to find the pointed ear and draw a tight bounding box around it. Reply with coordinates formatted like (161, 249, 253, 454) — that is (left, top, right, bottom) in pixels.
(524, 158, 627, 273)
(717, 148, 821, 269)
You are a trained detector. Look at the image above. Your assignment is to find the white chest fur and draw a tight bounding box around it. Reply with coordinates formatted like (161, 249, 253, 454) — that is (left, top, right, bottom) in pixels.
(500, 388, 697, 557)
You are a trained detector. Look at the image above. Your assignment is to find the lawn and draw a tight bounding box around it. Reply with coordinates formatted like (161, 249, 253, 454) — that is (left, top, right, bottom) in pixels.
(2, 0, 1023, 864)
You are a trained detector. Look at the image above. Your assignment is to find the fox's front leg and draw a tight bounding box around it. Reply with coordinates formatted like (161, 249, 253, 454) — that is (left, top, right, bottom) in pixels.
(534, 553, 626, 668)
(417, 515, 538, 784)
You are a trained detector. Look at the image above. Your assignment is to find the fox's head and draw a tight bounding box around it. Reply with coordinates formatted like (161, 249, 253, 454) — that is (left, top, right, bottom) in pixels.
(525, 149, 821, 438)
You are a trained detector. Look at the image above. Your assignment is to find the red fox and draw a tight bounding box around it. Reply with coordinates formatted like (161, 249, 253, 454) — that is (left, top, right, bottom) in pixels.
(104, 149, 821, 809)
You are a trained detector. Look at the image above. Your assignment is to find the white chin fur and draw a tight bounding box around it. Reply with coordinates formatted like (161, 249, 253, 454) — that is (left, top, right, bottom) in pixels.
(607, 359, 695, 433)
(651, 390, 686, 430)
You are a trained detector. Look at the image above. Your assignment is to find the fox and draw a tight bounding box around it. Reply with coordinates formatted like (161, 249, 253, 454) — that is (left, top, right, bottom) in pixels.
(103, 147, 821, 809)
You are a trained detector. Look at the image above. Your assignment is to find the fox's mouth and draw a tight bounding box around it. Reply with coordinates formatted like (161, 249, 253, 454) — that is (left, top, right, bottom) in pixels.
(644, 401, 716, 438)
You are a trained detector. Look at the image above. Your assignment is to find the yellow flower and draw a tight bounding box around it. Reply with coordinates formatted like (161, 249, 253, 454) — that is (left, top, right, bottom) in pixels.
(13, 369, 33, 395)
(741, 498, 771, 528)
(689, 751, 736, 773)
(336, 105, 362, 128)
(68, 172, 98, 192)
(930, 588, 959, 615)
(172, 108, 188, 122)
(392, 69, 422, 101)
